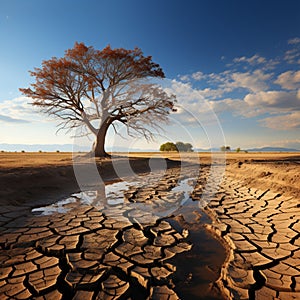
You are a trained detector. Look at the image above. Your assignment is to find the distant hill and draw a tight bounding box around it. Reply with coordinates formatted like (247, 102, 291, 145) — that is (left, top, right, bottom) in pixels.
(246, 147, 300, 152)
(194, 147, 300, 152)
(0, 143, 83, 152)
(194, 148, 221, 152)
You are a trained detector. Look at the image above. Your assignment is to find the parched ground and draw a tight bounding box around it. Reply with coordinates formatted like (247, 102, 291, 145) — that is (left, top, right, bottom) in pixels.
(0, 152, 299, 299)
(201, 153, 300, 299)
(0, 156, 209, 299)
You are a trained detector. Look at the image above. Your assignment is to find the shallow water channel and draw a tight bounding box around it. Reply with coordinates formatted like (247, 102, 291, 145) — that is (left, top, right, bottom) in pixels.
(31, 175, 226, 299)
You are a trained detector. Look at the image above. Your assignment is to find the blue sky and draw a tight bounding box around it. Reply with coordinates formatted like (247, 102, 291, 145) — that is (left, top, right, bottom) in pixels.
(1, 0, 300, 150)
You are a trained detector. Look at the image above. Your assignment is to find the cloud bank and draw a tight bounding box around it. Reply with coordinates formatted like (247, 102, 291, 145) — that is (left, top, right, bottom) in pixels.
(0, 114, 30, 124)
(174, 38, 300, 130)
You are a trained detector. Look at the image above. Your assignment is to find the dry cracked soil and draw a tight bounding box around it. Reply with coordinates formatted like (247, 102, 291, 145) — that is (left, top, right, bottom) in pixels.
(0, 153, 299, 300)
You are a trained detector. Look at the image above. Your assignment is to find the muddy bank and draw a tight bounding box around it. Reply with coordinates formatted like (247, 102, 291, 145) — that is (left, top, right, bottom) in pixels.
(0, 156, 181, 207)
(225, 158, 300, 199)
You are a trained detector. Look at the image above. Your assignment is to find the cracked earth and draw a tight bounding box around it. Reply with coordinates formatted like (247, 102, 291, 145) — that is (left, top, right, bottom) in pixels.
(202, 165, 300, 300)
(0, 157, 299, 300)
(0, 166, 201, 300)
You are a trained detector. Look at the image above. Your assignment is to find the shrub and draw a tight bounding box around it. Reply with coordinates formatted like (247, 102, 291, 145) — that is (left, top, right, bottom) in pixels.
(220, 146, 231, 152)
(160, 142, 178, 151)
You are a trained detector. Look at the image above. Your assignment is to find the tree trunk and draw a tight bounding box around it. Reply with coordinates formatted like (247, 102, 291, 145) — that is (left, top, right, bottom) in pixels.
(93, 121, 110, 157)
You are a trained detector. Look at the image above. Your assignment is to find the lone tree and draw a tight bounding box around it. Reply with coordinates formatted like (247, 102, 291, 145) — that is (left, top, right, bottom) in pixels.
(175, 141, 193, 152)
(160, 142, 178, 152)
(20, 42, 176, 157)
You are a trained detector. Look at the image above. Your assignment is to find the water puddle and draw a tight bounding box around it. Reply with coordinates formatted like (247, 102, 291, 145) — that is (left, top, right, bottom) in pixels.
(168, 217, 226, 300)
(32, 176, 198, 218)
(32, 180, 139, 215)
(31, 197, 77, 215)
(172, 178, 195, 205)
(30, 172, 226, 299)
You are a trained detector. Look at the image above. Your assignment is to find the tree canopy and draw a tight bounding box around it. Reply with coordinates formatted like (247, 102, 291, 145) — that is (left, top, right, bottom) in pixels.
(20, 42, 176, 157)
(160, 142, 178, 152)
(175, 141, 193, 152)
(160, 141, 193, 152)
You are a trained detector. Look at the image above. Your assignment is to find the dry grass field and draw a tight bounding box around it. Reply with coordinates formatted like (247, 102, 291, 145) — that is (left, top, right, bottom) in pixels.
(0, 150, 299, 166)
(0, 152, 73, 168)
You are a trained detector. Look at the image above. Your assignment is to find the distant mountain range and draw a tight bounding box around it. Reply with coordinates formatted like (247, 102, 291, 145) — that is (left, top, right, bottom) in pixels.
(195, 147, 300, 152)
(194, 148, 220, 152)
(0, 143, 299, 152)
(0, 143, 83, 152)
(246, 147, 300, 152)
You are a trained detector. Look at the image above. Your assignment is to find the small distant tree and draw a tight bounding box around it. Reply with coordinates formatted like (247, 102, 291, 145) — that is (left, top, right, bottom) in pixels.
(186, 143, 193, 152)
(236, 147, 241, 153)
(220, 146, 231, 152)
(20, 42, 176, 157)
(160, 142, 178, 152)
(175, 141, 193, 152)
(160, 141, 193, 152)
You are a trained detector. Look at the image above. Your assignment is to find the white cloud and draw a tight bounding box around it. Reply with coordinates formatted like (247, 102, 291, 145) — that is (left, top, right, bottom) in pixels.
(204, 69, 272, 94)
(197, 88, 225, 99)
(274, 70, 300, 90)
(230, 54, 278, 71)
(230, 70, 271, 92)
(207, 70, 230, 84)
(164, 80, 222, 127)
(191, 71, 205, 81)
(244, 90, 300, 110)
(0, 96, 51, 124)
(288, 37, 300, 45)
(179, 74, 189, 81)
(0, 114, 30, 124)
(261, 112, 300, 129)
(165, 80, 204, 102)
(284, 48, 300, 64)
(167, 80, 211, 114)
(208, 98, 265, 118)
(233, 54, 266, 65)
(179, 71, 205, 82)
